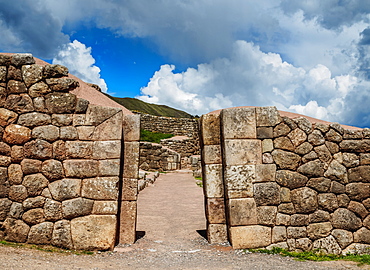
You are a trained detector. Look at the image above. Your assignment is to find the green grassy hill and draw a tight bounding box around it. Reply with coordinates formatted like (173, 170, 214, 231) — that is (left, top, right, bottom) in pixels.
(107, 96, 194, 118)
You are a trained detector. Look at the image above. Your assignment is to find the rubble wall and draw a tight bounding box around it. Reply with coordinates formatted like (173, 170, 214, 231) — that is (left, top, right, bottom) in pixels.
(139, 142, 180, 171)
(0, 53, 139, 251)
(201, 106, 370, 254)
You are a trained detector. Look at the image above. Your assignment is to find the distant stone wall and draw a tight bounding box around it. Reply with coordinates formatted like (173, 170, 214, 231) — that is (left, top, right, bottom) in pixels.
(0, 54, 140, 251)
(139, 142, 180, 171)
(201, 106, 370, 255)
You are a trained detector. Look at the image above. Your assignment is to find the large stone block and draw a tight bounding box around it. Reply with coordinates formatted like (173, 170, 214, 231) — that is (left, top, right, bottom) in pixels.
(332, 208, 362, 231)
(324, 160, 348, 184)
(8, 164, 23, 185)
(82, 177, 119, 200)
(274, 137, 295, 151)
(256, 107, 281, 127)
(206, 198, 226, 224)
(122, 114, 140, 141)
(118, 201, 137, 244)
(7, 80, 27, 94)
(221, 107, 256, 139)
(23, 173, 48, 196)
(288, 128, 307, 147)
(22, 208, 45, 225)
(59, 126, 79, 140)
(230, 225, 271, 249)
(28, 82, 51, 97)
(32, 125, 59, 142)
(22, 64, 43, 87)
(41, 159, 64, 181)
(346, 183, 370, 201)
(92, 201, 118, 215)
(257, 206, 277, 226)
(121, 178, 138, 201)
(272, 226, 287, 243)
(27, 222, 53, 244)
(63, 160, 99, 178)
(52, 220, 73, 249)
(44, 198, 62, 221)
(98, 159, 120, 176)
(228, 198, 257, 226)
(318, 193, 339, 212)
(307, 177, 331, 192)
(348, 201, 368, 219)
(224, 139, 262, 165)
(11, 53, 35, 66)
(23, 196, 45, 209)
(84, 104, 121, 126)
(291, 187, 318, 214)
(65, 141, 93, 158)
(46, 77, 79, 92)
(354, 228, 370, 244)
(225, 165, 255, 194)
(123, 142, 139, 179)
(62, 198, 94, 219)
(272, 149, 300, 170)
(51, 114, 73, 127)
(276, 170, 308, 189)
(3, 124, 31, 145)
(207, 223, 228, 244)
(93, 141, 121, 159)
(9, 185, 28, 202)
(331, 229, 353, 249)
(200, 113, 220, 145)
(254, 182, 280, 206)
(3, 218, 30, 243)
(312, 235, 342, 255)
(18, 112, 51, 127)
(348, 166, 370, 183)
(0, 108, 17, 127)
(24, 139, 52, 159)
(71, 215, 117, 250)
(5, 94, 34, 114)
(307, 222, 332, 240)
(92, 111, 123, 140)
(0, 198, 12, 221)
(203, 145, 222, 164)
(255, 164, 276, 183)
(49, 178, 81, 201)
(204, 164, 224, 198)
(45, 92, 77, 114)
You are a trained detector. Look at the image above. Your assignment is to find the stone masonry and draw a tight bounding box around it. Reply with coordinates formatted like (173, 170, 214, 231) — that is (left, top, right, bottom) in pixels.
(139, 142, 180, 171)
(0, 53, 140, 251)
(201, 106, 370, 255)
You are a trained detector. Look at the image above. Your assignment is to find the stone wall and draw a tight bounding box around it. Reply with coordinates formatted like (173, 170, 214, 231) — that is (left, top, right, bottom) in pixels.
(139, 113, 198, 138)
(0, 53, 140, 251)
(139, 142, 180, 171)
(201, 106, 370, 254)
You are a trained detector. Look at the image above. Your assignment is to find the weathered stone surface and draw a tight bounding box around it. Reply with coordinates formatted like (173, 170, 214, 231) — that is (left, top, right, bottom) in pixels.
(307, 222, 332, 240)
(52, 140, 66, 160)
(51, 114, 73, 127)
(44, 199, 62, 221)
(267, 242, 289, 250)
(274, 137, 294, 151)
(24, 139, 52, 159)
(272, 226, 287, 243)
(32, 125, 59, 142)
(122, 114, 140, 142)
(21, 64, 43, 86)
(221, 107, 256, 139)
(257, 127, 273, 139)
(0, 66, 6, 81)
(82, 177, 119, 200)
(348, 166, 370, 183)
(307, 177, 331, 192)
(18, 112, 51, 127)
(325, 141, 339, 154)
(354, 228, 370, 244)
(92, 201, 118, 215)
(7, 80, 27, 94)
(278, 203, 296, 214)
(71, 215, 116, 250)
(287, 227, 307, 238)
(290, 214, 309, 226)
(84, 104, 120, 126)
(342, 153, 359, 168)
(0, 55, 11, 65)
(262, 153, 274, 164)
(59, 126, 78, 140)
(41, 159, 64, 181)
(314, 144, 332, 163)
(73, 114, 86, 126)
(123, 141, 139, 179)
(9, 185, 28, 202)
(230, 225, 271, 249)
(200, 113, 220, 145)
(33, 97, 48, 113)
(21, 159, 42, 175)
(8, 202, 23, 219)
(8, 164, 22, 185)
(298, 160, 325, 178)
(262, 139, 273, 153)
(229, 198, 257, 226)
(291, 187, 318, 213)
(346, 183, 370, 201)
(0, 108, 17, 127)
(121, 178, 137, 201)
(92, 141, 121, 159)
(272, 149, 300, 170)
(360, 153, 370, 165)
(302, 151, 318, 163)
(28, 81, 51, 97)
(3, 218, 30, 242)
(257, 206, 277, 226)
(337, 194, 350, 208)
(0, 198, 12, 221)
(295, 238, 313, 251)
(11, 145, 24, 163)
(256, 106, 281, 127)
(46, 77, 79, 92)
(3, 124, 31, 145)
(348, 201, 368, 219)
(313, 235, 342, 255)
(276, 170, 308, 189)
(276, 213, 290, 226)
(98, 159, 120, 176)
(340, 140, 370, 152)
(0, 155, 11, 166)
(11, 53, 35, 66)
(5, 94, 34, 113)
(118, 201, 137, 244)
(318, 193, 339, 212)
(273, 122, 290, 137)
(62, 198, 94, 219)
(203, 145, 222, 164)
(323, 160, 348, 185)
(330, 181, 345, 194)
(22, 208, 45, 225)
(364, 215, 370, 229)
(288, 128, 307, 147)
(224, 139, 261, 165)
(23, 196, 45, 209)
(331, 229, 353, 249)
(343, 243, 370, 255)
(309, 210, 330, 223)
(204, 164, 223, 198)
(23, 173, 48, 196)
(225, 165, 255, 193)
(254, 164, 276, 183)
(65, 141, 93, 158)
(254, 182, 280, 206)
(43, 64, 68, 78)
(45, 92, 77, 114)
(326, 129, 342, 143)
(206, 198, 226, 224)
(51, 220, 73, 249)
(332, 208, 362, 231)
(207, 224, 228, 244)
(308, 130, 325, 146)
(49, 178, 81, 201)
(90, 110, 123, 141)
(280, 187, 291, 203)
(27, 222, 53, 244)
(63, 160, 99, 178)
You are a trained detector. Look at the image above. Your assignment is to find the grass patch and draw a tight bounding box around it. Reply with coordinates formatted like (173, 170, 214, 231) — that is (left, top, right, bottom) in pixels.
(194, 177, 203, 187)
(140, 129, 174, 143)
(247, 247, 370, 266)
(0, 240, 94, 255)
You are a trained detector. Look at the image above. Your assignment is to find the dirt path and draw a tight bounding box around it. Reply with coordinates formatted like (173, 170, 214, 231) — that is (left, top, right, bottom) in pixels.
(0, 170, 368, 269)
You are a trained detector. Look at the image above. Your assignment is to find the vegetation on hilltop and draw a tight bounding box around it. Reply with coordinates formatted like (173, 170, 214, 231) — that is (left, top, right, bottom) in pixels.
(105, 95, 194, 118)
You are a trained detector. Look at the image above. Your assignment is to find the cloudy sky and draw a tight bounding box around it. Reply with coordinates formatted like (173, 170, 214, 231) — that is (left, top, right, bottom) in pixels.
(1, 1, 370, 127)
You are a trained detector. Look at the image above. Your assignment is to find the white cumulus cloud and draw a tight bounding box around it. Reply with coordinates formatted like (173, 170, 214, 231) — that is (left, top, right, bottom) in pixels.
(52, 40, 107, 93)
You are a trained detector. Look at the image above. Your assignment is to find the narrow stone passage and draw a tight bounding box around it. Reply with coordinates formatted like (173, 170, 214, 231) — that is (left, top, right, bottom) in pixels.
(135, 170, 206, 250)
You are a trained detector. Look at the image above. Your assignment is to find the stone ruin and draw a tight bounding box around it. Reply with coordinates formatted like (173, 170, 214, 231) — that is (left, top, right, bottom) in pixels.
(200, 106, 370, 255)
(0, 53, 140, 250)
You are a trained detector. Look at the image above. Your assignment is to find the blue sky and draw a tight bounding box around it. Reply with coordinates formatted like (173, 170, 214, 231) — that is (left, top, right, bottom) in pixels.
(0, 0, 370, 127)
